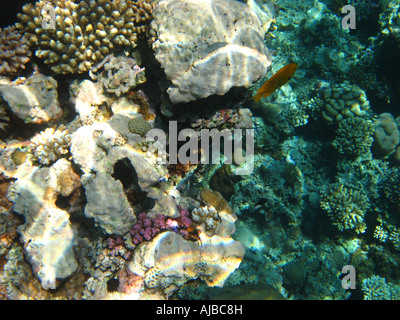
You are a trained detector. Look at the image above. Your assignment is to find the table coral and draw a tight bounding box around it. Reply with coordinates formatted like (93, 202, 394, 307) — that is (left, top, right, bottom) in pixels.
(17, 0, 155, 74)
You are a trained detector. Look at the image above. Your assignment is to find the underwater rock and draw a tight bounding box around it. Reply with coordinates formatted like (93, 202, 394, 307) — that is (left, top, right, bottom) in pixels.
(83, 171, 136, 235)
(128, 230, 245, 294)
(0, 74, 62, 124)
(19, 205, 77, 289)
(283, 261, 305, 286)
(8, 164, 78, 288)
(245, 0, 277, 33)
(71, 80, 107, 125)
(151, 0, 270, 103)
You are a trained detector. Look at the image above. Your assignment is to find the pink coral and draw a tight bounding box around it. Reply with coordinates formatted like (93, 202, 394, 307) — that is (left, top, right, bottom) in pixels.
(129, 206, 195, 245)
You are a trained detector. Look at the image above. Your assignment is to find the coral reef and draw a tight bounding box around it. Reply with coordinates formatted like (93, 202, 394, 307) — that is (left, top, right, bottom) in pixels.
(0, 104, 10, 133)
(17, 0, 155, 74)
(0, 25, 31, 75)
(150, 0, 270, 103)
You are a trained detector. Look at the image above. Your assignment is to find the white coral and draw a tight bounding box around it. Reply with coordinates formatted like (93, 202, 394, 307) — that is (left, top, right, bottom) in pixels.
(192, 205, 219, 232)
(30, 127, 71, 165)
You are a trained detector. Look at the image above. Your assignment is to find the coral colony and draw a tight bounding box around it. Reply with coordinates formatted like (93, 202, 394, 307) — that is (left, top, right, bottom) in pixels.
(2, 0, 400, 301)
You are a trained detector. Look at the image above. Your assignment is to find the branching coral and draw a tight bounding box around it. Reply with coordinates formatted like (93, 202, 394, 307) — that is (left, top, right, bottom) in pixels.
(29, 127, 71, 165)
(333, 117, 374, 158)
(362, 275, 400, 300)
(320, 183, 370, 234)
(128, 206, 195, 245)
(0, 104, 10, 133)
(0, 25, 31, 75)
(17, 0, 155, 74)
(192, 205, 220, 234)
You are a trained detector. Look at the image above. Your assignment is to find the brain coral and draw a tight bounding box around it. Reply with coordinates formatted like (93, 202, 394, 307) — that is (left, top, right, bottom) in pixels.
(0, 25, 31, 75)
(128, 116, 152, 136)
(17, 0, 154, 74)
(150, 0, 271, 103)
(373, 113, 400, 158)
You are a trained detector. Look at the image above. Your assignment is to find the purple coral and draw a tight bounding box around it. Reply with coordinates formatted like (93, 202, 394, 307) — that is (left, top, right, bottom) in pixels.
(129, 206, 195, 245)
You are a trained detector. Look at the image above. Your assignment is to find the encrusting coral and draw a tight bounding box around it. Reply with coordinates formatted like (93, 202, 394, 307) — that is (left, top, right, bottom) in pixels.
(0, 25, 31, 75)
(17, 0, 155, 74)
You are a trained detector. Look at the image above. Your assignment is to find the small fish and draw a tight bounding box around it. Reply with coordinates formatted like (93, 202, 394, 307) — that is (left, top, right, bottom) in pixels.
(251, 63, 298, 102)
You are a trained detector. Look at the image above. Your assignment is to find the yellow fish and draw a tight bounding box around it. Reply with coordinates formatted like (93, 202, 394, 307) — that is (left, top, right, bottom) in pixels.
(251, 63, 298, 102)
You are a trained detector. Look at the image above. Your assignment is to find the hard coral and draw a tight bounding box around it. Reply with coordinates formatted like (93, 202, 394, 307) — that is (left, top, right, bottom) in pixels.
(0, 25, 31, 75)
(128, 115, 152, 136)
(319, 83, 370, 123)
(128, 206, 195, 245)
(30, 127, 71, 165)
(373, 113, 400, 159)
(333, 117, 374, 158)
(320, 183, 370, 234)
(17, 0, 155, 74)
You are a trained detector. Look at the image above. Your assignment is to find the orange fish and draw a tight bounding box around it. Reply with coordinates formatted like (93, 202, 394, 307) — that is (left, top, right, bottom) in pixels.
(251, 63, 298, 102)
